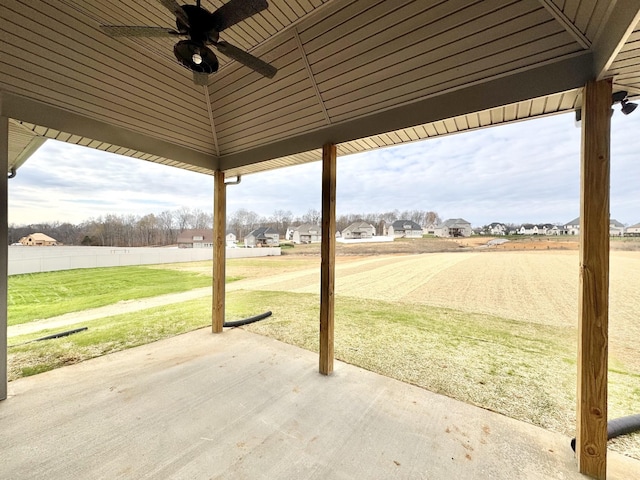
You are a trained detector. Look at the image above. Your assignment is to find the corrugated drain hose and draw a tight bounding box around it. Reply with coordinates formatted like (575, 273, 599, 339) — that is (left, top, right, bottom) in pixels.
(571, 414, 640, 451)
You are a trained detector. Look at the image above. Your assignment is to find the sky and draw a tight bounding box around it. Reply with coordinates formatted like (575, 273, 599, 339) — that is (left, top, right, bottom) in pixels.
(8, 109, 640, 228)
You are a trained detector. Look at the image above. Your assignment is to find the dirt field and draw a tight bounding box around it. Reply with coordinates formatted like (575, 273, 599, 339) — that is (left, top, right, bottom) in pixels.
(221, 249, 640, 371)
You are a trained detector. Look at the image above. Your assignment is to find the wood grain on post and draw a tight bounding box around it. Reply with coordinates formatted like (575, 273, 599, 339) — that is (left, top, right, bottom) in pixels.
(577, 78, 611, 480)
(0, 116, 8, 401)
(319, 143, 336, 375)
(213, 170, 226, 334)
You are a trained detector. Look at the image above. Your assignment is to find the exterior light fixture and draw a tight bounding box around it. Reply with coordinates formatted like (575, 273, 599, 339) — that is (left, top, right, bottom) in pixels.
(612, 91, 637, 115)
(575, 90, 638, 127)
(621, 98, 638, 115)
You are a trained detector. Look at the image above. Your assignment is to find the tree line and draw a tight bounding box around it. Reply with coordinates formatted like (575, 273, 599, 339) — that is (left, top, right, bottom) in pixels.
(9, 207, 440, 247)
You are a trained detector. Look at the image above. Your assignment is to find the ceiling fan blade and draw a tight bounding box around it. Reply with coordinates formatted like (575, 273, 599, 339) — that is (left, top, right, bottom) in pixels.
(193, 72, 210, 86)
(215, 41, 276, 78)
(209, 0, 268, 32)
(100, 25, 181, 37)
(158, 0, 190, 28)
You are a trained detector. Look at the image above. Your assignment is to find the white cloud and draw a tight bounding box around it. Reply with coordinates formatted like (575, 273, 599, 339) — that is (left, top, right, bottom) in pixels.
(9, 110, 640, 227)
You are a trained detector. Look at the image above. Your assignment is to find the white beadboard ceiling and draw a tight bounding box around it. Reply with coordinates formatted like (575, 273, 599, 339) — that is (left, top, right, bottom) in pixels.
(2, 0, 640, 176)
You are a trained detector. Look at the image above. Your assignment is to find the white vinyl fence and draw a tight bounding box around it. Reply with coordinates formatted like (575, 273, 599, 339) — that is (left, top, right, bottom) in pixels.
(9, 246, 281, 275)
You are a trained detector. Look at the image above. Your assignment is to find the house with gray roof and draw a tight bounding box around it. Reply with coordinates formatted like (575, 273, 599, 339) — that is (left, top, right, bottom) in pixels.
(244, 227, 279, 247)
(488, 222, 507, 235)
(546, 225, 565, 235)
(518, 223, 555, 235)
(342, 222, 375, 239)
(564, 217, 626, 236)
(626, 223, 640, 236)
(291, 224, 321, 244)
(434, 219, 472, 238)
(609, 219, 625, 236)
(565, 217, 580, 235)
(388, 220, 423, 238)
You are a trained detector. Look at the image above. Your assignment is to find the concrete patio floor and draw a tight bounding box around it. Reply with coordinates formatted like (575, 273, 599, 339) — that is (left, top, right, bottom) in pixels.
(1, 328, 639, 479)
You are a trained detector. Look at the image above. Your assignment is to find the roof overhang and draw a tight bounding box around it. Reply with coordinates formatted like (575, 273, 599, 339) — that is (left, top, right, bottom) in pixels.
(2, 0, 640, 176)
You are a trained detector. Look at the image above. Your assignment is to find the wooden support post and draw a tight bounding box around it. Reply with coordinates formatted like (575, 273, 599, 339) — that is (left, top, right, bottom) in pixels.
(212, 170, 226, 334)
(0, 116, 7, 401)
(319, 143, 336, 375)
(577, 78, 612, 480)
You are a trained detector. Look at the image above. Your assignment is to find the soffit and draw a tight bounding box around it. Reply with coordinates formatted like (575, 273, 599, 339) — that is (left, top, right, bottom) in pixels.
(8, 120, 46, 172)
(1, 0, 639, 177)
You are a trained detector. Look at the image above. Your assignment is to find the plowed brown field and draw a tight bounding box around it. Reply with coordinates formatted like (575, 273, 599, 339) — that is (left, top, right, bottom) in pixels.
(228, 250, 640, 369)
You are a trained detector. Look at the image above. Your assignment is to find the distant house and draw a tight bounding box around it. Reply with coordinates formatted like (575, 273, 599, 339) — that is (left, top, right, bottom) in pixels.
(565, 217, 580, 235)
(423, 223, 437, 235)
(564, 217, 626, 236)
(518, 224, 538, 235)
(245, 227, 280, 247)
(518, 223, 554, 235)
(19, 233, 58, 246)
(291, 224, 321, 244)
(388, 220, 423, 238)
(434, 219, 472, 238)
(546, 225, 565, 235)
(177, 229, 213, 248)
(285, 227, 295, 241)
(226, 232, 237, 246)
(626, 223, 640, 236)
(488, 222, 507, 235)
(342, 222, 375, 239)
(609, 219, 625, 237)
(540, 224, 554, 235)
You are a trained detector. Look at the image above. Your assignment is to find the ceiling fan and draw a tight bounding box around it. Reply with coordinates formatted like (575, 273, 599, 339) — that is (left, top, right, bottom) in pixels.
(100, 0, 277, 85)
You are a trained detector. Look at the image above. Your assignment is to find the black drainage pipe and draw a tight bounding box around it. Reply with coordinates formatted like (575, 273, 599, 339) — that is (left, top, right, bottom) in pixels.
(571, 414, 640, 451)
(34, 327, 89, 342)
(9, 326, 89, 348)
(224, 311, 272, 328)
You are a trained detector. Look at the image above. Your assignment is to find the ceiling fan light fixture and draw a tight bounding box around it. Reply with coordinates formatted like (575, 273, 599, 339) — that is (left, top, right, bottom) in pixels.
(174, 40, 218, 74)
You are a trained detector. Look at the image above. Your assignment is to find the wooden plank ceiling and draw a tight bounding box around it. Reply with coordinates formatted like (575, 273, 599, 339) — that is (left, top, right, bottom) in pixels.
(2, 0, 640, 176)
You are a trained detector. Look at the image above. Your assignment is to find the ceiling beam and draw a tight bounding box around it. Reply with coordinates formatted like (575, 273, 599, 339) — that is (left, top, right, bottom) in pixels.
(592, 0, 640, 79)
(219, 52, 594, 171)
(537, 0, 591, 49)
(203, 87, 220, 157)
(0, 91, 219, 172)
(293, 28, 331, 125)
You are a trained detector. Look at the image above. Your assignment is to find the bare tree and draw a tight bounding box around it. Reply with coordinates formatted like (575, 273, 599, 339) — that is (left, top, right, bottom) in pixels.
(9, 207, 443, 246)
(158, 210, 176, 245)
(137, 214, 160, 246)
(175, 206, 194, 233)
(191, 208, 212, 229)
(301, 208, 321, 225)
(270, 209, 293, 235)
(228, 208, 261, 241)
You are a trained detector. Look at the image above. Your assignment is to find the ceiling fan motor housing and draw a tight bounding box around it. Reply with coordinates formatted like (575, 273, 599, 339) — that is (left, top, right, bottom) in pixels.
(174, 40, 219, 74)
(178, 4, 220, 44)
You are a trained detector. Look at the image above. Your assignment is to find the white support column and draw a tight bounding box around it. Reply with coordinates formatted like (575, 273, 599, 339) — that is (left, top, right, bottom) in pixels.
(1, 116, 8, 400)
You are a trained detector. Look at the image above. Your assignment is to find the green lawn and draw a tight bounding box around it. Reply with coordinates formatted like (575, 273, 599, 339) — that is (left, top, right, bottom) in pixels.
(6, 264, 640, 458)
(7, 266, 237, 326)
(10, 287, 640, 444)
